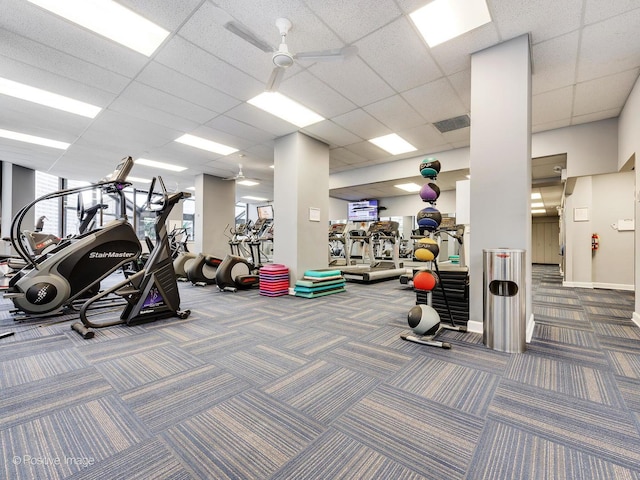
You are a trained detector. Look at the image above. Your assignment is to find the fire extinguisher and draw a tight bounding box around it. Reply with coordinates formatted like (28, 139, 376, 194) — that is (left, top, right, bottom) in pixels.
(591, 233, 599, 251)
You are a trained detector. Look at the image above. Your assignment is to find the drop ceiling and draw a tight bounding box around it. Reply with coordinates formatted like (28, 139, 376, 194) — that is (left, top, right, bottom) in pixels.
(0, 0, 638, 212)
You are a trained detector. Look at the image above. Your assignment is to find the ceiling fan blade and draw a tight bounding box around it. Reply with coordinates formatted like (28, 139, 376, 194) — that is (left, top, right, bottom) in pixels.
(295, 45, 358, 62)
(224, 21, 274, 52)
(265, 67, 285, 92)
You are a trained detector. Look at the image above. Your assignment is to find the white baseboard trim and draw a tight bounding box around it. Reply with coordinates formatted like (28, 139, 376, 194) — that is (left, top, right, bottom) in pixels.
(563, 281, 593, 288)
(467, 320, 483, 334)
(526, 313, 535, 343)
(562, 281, 635, 291)
(633, 311, 640, 328)
(592, 282, 635, 291)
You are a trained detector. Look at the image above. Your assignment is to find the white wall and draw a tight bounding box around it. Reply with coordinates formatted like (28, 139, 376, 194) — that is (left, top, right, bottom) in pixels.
(617, 74, 640, 322)
(592, 171, 635, 289)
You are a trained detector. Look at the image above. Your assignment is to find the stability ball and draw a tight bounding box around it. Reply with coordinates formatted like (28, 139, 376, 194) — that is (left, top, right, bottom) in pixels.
(407, 304, 440, 335)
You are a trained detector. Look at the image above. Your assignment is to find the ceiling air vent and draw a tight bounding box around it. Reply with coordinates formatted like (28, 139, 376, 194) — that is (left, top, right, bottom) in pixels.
(433, 114, 470, 133)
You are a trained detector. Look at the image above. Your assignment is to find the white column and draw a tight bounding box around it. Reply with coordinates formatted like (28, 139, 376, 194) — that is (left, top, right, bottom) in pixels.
(273, 132, 330, 285)
(194, 173, 235, 258)
(468, 34, 533, 335)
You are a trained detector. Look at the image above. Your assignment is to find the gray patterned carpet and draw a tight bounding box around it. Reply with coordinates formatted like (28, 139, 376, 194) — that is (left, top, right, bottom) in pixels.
(1, 264, 639, 479)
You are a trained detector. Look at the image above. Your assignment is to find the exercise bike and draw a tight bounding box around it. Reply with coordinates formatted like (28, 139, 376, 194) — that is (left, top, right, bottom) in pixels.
(72, 175, 191, 338)
(4, 158, 142, 316)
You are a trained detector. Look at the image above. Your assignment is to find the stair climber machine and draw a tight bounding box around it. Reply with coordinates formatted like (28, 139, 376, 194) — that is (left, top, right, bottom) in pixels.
(4, 157, 142, 318)
(71, 173, 191, 338)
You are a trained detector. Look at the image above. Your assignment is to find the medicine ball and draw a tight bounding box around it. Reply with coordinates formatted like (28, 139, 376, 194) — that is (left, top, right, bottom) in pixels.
(419, 158, 441, 179)
(419, 182, 440, 202)
(417, 207, 441, 231)
(413, 270, 439, 291)
(407, 304, 440, 335)
(414, 237, 439, 261)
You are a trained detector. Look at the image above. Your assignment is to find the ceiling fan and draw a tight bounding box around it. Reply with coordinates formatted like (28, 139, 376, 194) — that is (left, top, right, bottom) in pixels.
(224, 164, 258, 184)
(225, 17, 358, 91)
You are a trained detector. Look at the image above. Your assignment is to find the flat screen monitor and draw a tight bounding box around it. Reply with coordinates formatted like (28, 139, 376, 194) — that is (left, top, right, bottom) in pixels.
(347, 200, 379, 222)
(257, 204, 274, 220)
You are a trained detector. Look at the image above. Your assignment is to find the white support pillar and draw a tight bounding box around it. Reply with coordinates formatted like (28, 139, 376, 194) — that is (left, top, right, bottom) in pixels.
(468, 34, 533, 337)
(194, 173, 235, 258)
(273, 131, 330, 285)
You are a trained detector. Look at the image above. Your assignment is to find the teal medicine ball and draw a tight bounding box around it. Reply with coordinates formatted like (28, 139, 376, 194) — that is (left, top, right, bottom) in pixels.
(419, 158, 441, 179)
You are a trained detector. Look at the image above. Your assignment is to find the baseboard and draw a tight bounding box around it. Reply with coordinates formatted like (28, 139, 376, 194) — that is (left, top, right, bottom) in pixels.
(526, 313, 535, 343)
(633, 311, 640, 328)
(563, 281, 593, 288)
(592, 282, 635, 291)
(562, 281, 635, 291)
(466, 317, 534, 343)
(467, 320, 483, 335)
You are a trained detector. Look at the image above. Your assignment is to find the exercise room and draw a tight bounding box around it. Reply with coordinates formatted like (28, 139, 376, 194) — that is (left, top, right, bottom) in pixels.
(1, 1, 639, 478)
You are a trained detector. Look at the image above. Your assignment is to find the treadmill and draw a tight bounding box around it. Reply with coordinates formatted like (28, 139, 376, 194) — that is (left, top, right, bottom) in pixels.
(340, 220, 406, 282)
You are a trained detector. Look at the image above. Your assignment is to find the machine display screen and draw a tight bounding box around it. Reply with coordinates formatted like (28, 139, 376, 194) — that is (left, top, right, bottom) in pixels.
(347, 200, 379, 222)
(257, 205, 274, 220)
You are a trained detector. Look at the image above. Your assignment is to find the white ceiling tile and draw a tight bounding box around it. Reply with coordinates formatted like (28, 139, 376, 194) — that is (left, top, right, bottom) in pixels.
(117, 82, 218, 124)
(309, 57, 395, 106)
(399, 124, 450, 153)
(155, 36, 263, 101)
(136, 62, 241, 115)
(0, 30, 131, 94)
(279, 71, 356, 119)
(302, 121, 363, 148)
(330, 147, 369, 166)
(118, 0, 203, 31)
(224, 103, 300, 138)
(357, 17, 442, 92)
(428, 23, 500, 76)
(584, 0, 640, 24)
(532, 86, 574, 125)
(448, 70, 472, 110)
(401, 78, 468, 123)
(2, 0, 147, 76)
(307, 0, 402, 43)
(489, 0, 583, 44)
(572, 107, 623, 126)
(0, 99, 88, 144)
(363, 95, 425, 131)
(344, 141, 392, 161)
(532, 32, 579, 95)
(205, 115, 275, 145)
(574, 69, 639, 116)
(577, 9, 640, 82)
(331, 109, 388, 139)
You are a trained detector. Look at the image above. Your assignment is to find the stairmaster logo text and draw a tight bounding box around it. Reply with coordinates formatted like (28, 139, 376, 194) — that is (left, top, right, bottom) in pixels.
(88, 251, 135, 259)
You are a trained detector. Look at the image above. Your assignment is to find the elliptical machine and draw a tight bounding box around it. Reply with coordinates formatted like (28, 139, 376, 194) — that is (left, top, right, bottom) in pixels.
(185, 253, 222, 286)
(4, 158, 142, 316)
(72, 175, 191, 338)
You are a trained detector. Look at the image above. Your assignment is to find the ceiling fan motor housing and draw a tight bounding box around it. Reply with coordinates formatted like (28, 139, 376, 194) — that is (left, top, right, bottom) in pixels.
(273, 50, 294, 67)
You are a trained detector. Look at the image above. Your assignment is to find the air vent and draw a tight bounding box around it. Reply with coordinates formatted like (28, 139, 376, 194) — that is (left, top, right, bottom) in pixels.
(433, 114, 470, 133)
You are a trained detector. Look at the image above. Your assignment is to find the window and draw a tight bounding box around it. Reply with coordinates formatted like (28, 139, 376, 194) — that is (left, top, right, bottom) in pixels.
(34, 171, 60, 235)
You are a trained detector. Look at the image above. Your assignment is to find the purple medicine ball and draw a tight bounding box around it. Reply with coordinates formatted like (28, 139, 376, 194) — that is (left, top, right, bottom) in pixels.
(419, 182, 440, 202)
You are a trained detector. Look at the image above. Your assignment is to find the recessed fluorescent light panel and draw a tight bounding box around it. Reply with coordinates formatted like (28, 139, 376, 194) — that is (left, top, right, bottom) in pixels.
(395, 183, 422, 192)
(243, 196, 268, 201)
(247, 92, 324, 128)
(531, 192, 542, 200)
(368, 134, 417, 155)
(135, 158, 187, 172)
(531, 202, 544, 208)
(0, 128, 70, 150)
(237, 180, 259, 186)
(0, 78, 101, 118)
(27, 0, 169, 56)
(127, 176, 152, 183)
(174, 134, 238, 156)
(410, 0, 491, 47)
(531, 209, 546, 214)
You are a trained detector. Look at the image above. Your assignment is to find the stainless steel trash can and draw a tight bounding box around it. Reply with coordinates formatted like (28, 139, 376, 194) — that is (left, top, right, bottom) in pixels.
(483, 248, 526, 353)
